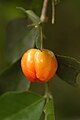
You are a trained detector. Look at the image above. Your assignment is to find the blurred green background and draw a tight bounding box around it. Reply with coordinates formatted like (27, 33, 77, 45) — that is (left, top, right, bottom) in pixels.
(0, 0, 80, 120)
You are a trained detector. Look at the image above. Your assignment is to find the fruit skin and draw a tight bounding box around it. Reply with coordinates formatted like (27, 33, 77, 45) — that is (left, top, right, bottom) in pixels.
(21, 48, 58, 82)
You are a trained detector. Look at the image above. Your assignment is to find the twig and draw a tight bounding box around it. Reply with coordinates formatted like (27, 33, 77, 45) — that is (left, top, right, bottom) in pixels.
(52, 0, 55, 24)
(40, 0, 49, 23)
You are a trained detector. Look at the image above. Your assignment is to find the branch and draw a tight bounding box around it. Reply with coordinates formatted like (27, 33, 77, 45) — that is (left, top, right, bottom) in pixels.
(40, 0, 49, 23)
(52, 0, 55, 24)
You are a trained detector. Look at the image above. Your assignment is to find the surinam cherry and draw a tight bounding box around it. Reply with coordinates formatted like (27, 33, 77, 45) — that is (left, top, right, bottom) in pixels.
(21, 48, 58, 82)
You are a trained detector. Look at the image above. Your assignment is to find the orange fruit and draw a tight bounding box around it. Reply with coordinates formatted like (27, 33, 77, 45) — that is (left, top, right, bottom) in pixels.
(21, 49, 58, 82)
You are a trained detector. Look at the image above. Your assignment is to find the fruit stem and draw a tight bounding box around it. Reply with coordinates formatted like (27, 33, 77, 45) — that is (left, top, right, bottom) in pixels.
(40, 25, 43, 50)
(45, 82, 49, 95)
(44, 82, 50, 102)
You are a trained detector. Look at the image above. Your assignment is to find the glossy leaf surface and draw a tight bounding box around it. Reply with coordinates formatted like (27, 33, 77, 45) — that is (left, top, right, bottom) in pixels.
(6, 17, 36, 64)
(56, 55, 80, 86)
(0, 91, 45, 120)
(0, 60, 30, 94)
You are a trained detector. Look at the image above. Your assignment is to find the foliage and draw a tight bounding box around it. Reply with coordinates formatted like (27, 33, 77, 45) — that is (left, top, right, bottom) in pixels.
(44, 96, 55, 120)
(0, 0, 80, 120)
(56, 55, 80, 86)
(0, 91, 45, 120)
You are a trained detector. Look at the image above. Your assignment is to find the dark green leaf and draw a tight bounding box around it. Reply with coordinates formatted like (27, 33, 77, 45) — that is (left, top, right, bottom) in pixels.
(17, 7, 40, 24)
(56, 55, 80, 86)
(6, 17, 39, 64)
(0, 91, 45, 120)
(26, 10, 40, 24)
(1, 17, 40, 94)
(0, 60, 30, 94)
(44, 97, 55, 120)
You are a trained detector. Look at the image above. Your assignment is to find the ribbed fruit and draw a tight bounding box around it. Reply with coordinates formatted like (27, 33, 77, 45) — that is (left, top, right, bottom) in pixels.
(21, 49, 58, 82)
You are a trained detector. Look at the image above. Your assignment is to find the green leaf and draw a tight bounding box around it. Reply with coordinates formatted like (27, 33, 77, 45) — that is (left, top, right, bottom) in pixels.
(56, 55, 80, 86)
(0, 91, 45, 120)
(44, 97, 55, 120)
(6, 18, 39, 64)
(26, 10, 40, 24)
(17, 7, 40, 24)
(1, 17, 41, 94)
(0, 60, 30, 94)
